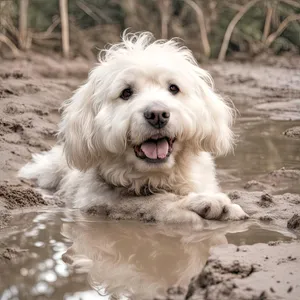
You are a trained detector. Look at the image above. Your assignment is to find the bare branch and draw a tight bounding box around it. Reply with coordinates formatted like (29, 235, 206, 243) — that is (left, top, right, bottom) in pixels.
(19, 0, 29, 50)
(157, 0, 171, 39)
(32, 17, 61, 40)
(0, 33, 20, 57)
(59, 0, 70, 58)
(280, 0, 300, 9)
(86, 3, 113, 23)
(262, 5, 273, 41)
(218, 0, 262, 62)
(76, 0, 102, 24)
(265, 13, 300, 47)
(184, 0, 211, 57)
(224, 2, 243, 11)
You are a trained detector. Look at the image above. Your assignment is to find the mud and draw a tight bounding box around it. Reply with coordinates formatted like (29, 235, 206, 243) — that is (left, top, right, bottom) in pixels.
(0, 243, 33, 264)
(283, 126, 300, 139)
(0, 54, 91, 188)
(160, 242, 300, 300)
(287, 214, 300, 231)
(0, 185, 46, 209)
(229, 190, 300, 230)
(184, 241, 300, 300)
(0, 54, 300, 299)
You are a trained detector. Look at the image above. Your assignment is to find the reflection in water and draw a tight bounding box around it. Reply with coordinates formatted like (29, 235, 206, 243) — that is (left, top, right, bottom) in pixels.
(0, 211, 99, 300)
(0, 211, 294, 300)
(61, 219, 226, 299)
(61, 213, 293, 300)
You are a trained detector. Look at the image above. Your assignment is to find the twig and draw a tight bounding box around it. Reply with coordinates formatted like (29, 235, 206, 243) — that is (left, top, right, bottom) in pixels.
(18, 0, 29, 50)
(184, 0, 211, 57)
(0, 33, 20, 57)
(280, 0, 300, 9)
(224, 2, 243, 11)
(76, 0, 102, 24)
(265, 13, 300, 47)
(86, 3, 113, 23)
(2, 19, 19, 38)
(157, 0, 171, 39)
(218, 0, 262, 61)
(59, 0, 70, 58)
(32, 17, 61, 40)
(262, 5, 273, 41)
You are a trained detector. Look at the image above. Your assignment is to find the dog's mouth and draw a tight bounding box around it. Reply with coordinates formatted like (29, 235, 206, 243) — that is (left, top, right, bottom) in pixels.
(134, 134, 175, 163)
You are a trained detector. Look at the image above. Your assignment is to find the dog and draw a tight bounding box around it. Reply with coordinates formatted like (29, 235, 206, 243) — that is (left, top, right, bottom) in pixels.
(19, 32, 248, 223)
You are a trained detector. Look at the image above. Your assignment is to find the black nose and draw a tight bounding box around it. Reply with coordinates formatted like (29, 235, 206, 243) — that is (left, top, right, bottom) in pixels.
(144, 109, 170, 129)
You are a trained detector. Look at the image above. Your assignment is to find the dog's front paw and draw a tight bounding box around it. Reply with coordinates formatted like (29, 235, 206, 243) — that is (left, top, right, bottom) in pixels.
(183, 193, 248, 221)
(221, 203, 249, 221)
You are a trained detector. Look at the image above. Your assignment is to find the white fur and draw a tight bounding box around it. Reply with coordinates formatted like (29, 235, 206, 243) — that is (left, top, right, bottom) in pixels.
(19, 32, 247, 223)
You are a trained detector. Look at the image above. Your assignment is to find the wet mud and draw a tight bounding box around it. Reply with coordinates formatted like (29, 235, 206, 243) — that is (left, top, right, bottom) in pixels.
(183, 242, 300, 300)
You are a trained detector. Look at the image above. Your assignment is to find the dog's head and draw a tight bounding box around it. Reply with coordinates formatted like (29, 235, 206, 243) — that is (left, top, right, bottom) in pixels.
(59, 32, 233, 173)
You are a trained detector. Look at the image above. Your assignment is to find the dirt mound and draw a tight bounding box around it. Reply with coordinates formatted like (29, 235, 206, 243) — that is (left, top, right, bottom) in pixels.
(266, 168, 300, 179)
(229, 190, 300, 229)
(0, 244, 31, 264)
(0, 185, 46, 210)
(184, 242, 300, 300)
(158, 242, 300, 300)
(287, 214, 300, 231)
(283, 127, 300, 139)
(241, 168, 300, 194)
(0, 210, 11, 229)
(243, 180, 272, 192)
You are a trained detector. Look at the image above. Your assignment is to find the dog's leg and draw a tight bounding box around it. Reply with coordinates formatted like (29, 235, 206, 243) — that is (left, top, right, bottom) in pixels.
(99, 192, 247, 224)
(103, 194, 202, 224)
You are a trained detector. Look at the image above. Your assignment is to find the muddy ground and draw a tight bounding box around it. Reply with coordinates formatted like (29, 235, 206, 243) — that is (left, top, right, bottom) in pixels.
(0, 53, 300, 299)
(0, 53, 91, 228)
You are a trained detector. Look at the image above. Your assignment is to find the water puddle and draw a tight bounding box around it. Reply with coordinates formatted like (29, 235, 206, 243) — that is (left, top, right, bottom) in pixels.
(217, 116, 300, 194)
(0, 210, 295, 300)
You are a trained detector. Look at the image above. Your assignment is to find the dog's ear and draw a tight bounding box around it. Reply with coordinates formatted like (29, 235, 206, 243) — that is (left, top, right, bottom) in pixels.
(198, 79, 234, 156)
(59, 73, 100, 171)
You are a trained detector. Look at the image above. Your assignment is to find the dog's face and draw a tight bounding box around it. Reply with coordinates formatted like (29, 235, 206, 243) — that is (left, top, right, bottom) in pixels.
(60, 33, 233, 173)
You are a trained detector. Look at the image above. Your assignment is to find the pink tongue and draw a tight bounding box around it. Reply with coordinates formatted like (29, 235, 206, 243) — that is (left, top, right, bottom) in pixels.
(141, 139, 169, 159)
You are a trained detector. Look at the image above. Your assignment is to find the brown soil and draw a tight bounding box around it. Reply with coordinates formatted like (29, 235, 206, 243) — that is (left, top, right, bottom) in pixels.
(0, 185, 46, 210)
(185, 241, 300, 300)
(288, 214, 300, 231)
(229, 190, 300, 228)
(0, 53, 91, 232)
(0, 243, 34, 264)
(159, 241, 300, 300)
(283, 126, 300, 139)
(0, 53, 91, 188)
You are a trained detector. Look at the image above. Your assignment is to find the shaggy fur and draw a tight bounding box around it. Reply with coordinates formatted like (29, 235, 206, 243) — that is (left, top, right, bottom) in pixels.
(19, 32, 247, 223)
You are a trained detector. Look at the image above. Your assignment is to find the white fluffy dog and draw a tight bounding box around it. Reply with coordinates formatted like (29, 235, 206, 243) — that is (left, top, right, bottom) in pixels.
(19, 32, 247, 223)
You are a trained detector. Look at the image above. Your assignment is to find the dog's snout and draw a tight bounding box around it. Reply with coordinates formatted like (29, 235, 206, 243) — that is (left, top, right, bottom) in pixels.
(144, 108, 170, 129)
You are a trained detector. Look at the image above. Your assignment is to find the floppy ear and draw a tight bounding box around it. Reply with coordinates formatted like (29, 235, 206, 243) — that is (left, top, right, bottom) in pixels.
(59, 75, 99, 171)
(199, 80, 234, 156)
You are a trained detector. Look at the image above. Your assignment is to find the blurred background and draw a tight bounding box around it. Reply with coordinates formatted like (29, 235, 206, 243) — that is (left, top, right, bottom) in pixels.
(1, 0, 300, 62)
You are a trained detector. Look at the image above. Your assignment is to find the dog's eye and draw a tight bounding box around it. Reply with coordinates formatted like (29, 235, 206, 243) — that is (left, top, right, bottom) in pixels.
(120, 88, 133, 100)
(169, 84, 180, 95)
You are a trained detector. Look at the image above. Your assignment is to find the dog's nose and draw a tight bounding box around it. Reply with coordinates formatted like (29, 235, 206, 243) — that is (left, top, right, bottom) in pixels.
(144, 109, 170, 129)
